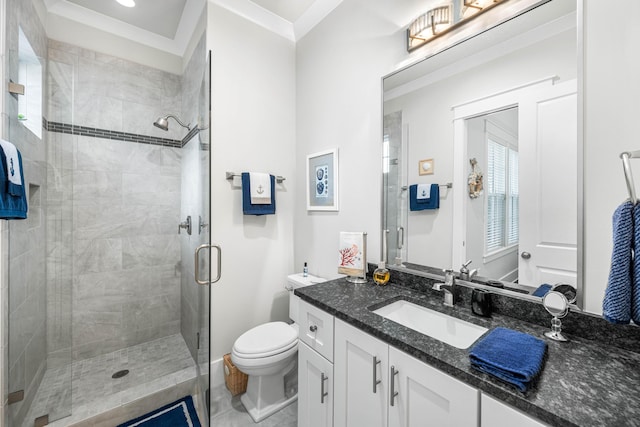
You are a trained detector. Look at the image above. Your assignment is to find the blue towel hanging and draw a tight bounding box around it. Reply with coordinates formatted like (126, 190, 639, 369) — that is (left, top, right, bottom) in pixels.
(633, 204, 640, 324)
(409, 183, 439, 211)
(532, 283, 552, 298)
(603, 201, 634, 324)
(469, 327, 547, 393)
(241, 173, 275, 215)
(0, 146, 27, 220)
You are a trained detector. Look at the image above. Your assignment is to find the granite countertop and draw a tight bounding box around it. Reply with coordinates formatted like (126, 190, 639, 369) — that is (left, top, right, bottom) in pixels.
(295, 278, 640, 427)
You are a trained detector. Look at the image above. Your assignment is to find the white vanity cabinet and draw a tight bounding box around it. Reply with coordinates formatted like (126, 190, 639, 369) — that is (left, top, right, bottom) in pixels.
(480, 393, 549, 427)
(298, 341, 334, 427)
(298, 300, 335, 427)
(334, 319, 479, 427)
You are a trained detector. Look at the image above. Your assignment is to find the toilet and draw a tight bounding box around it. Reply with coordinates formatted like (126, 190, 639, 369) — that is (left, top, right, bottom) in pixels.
(231, 273, 326, 422)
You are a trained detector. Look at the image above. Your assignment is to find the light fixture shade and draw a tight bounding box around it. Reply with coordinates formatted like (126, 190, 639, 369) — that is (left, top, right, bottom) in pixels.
(408, 5, 452, 51)
(116, 0, 136, 7)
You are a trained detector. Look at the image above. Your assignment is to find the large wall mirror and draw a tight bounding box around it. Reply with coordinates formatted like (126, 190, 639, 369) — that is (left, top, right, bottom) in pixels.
(382, 0, 581, 306)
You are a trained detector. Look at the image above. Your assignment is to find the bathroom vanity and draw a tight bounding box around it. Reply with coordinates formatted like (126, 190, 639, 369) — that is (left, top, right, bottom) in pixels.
(296, 276, 640, 427)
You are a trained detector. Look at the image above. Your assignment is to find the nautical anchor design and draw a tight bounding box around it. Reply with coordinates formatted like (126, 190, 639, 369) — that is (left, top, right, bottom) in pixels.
(256, 185, 264, 194)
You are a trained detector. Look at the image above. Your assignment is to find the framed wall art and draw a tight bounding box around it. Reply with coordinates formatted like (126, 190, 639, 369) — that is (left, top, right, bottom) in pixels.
(306, 148, 339, 211)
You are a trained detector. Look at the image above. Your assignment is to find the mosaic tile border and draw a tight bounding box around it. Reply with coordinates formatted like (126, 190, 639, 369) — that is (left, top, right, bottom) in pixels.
(43, 117, 200, 148)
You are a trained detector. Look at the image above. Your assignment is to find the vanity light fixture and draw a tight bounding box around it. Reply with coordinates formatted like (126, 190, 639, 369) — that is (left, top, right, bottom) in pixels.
(407, 5, 451, 51)
(407, 0, 508, 52)
(115, 0, 136, 7)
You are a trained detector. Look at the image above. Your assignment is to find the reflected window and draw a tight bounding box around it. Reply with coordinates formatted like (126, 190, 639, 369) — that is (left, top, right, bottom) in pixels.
(18, 27, 42, 139)
(486, 136, 518, 253)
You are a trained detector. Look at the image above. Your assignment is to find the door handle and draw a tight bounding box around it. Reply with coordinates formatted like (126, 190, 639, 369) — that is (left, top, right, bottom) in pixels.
(397, 226, 404, 250)
(521, 251, 532, 260)
(372, 356, 381, 393)
(195, 243, 222, 285)
(320, 373, 329, 404)
(390, 365, 399, 406)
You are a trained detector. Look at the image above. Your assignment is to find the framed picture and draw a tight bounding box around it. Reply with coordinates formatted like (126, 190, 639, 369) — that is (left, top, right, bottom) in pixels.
(419, 158, 434, 175)
(306, 148, 339, 211)
(338, 231, 367, 283)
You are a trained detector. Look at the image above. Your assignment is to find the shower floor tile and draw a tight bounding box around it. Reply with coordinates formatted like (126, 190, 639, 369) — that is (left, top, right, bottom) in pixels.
(22, 333, 196, 427)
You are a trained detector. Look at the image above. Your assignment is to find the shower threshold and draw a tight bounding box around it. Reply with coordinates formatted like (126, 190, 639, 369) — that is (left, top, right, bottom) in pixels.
(22, 333, 198, 427)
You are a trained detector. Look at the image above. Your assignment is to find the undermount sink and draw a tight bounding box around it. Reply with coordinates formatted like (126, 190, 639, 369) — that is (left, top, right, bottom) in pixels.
(372, 299, 488, 349)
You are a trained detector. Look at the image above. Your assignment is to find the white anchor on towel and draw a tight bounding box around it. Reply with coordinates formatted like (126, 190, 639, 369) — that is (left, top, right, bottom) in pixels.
(421, 188, 428, 197)
(256, 185, 264, 194)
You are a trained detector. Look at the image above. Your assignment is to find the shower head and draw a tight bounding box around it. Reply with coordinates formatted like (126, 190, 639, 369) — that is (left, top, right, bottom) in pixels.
(153, 114, 191, 131)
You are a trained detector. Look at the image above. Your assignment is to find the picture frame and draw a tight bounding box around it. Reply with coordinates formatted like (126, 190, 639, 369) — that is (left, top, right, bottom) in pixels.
(306, 148, 339, 211)
(338, 231, 367, 283)
(419, 158, 434, 175)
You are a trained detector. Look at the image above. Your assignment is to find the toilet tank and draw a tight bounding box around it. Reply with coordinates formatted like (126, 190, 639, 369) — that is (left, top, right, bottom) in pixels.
(287, 273, 326, 323)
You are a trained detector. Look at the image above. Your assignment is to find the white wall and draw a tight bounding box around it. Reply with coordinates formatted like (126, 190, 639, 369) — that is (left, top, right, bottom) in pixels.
(207, 3, 296, 360)
(583, 0, 640, 314)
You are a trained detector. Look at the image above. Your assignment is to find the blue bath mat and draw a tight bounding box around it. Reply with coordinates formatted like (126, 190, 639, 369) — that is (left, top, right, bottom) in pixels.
(117, 395, 201, 427)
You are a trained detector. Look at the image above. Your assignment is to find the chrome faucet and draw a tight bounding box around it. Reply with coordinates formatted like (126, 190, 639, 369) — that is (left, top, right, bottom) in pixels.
(459, 260, 478, 281)
(432, 269, 456, 307)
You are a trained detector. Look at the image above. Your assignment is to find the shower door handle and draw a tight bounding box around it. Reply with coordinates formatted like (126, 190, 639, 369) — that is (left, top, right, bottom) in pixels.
(195, 243, 222, 285)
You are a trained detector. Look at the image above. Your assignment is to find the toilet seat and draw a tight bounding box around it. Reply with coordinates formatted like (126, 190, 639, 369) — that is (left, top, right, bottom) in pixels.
(232, 321, 298, 359)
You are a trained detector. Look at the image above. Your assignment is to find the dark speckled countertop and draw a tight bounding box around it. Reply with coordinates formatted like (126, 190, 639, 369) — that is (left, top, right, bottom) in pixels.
(295, 278, 640, 427)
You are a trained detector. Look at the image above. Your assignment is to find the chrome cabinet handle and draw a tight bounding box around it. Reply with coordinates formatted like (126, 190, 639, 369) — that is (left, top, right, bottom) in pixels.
(309, 325, 318, 332)
(372, 356, 381, 393)
(390, 366, 399, 407)
(321, 373, 329, 404)
(521, 251, 532, 259)
(195, 243, 222, 285)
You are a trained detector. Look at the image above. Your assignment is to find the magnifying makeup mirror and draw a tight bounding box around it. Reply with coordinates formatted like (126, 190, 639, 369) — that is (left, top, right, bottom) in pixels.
(542, 291, 569, 342)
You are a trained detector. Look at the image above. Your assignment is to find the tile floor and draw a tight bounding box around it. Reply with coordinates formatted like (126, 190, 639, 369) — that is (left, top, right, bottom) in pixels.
(209, 383, 297, 427)
(20, 333, 196, 427)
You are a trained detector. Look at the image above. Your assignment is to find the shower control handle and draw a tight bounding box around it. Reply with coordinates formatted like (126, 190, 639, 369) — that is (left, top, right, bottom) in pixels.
(179, 216, 192, 235)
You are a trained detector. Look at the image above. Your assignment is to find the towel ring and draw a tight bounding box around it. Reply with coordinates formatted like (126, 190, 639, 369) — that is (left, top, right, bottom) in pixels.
(621, 151, 640, 205)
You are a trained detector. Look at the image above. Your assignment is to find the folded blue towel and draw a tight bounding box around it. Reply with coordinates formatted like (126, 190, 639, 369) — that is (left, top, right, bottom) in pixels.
(0, 147, 27, 220)
(532, 283, 552, 298)
(603, 201, 634, 324)
(409, 183, 439, 211)
(469, 327, 547, 393)
(241, 172, 275, 215)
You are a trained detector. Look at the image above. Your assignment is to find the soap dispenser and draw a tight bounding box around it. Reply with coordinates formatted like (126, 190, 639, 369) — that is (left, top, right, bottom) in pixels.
(373, 261, 390, 286)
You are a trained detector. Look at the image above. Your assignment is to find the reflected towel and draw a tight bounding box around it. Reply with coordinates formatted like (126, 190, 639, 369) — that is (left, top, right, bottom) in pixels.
(603, 201, 634, 324)
(241, 173, 275, 215)
(633, 204, 640, 324)
(532, 283, 552, 298)
(409, 183, 439, 211)
(0, 147, 27, 219)
(469, 327, 547, 393)
(0, 139, 22, 195)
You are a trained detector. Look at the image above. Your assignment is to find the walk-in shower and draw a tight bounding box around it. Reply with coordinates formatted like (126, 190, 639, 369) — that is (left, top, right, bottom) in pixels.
(4, 2, 211, 425)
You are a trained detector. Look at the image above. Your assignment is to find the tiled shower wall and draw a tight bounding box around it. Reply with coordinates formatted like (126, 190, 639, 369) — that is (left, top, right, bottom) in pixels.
(46, 40, 184, 361)
(4, 0, 49, 425)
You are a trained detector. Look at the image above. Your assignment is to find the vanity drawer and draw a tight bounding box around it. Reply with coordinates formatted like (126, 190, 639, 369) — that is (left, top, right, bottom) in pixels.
(299, 299, 334, 362)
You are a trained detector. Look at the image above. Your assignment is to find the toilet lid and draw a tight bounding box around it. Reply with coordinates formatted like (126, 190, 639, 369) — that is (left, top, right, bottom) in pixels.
(233, 321, 298, 358)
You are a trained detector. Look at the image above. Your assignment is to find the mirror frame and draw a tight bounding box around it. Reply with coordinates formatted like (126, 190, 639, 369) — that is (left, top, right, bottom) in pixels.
(380, 0, 584, 309)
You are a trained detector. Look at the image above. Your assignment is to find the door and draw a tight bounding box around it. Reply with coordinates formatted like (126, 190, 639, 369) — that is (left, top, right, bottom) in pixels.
(298, 341, 334, 427)
(388, 347, 479, 427)
(334, 319, 388, 427)
(518, 80, 577, 286)
(191, 50, 214, 423)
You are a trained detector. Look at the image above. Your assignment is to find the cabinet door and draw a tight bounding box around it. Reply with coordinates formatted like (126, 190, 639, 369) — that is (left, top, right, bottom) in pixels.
(299, 299, 335, 362)
(481, 393, 548, 427)
(298, 341, 333, 427)
(388, 347, 479, 427)
(334, 319, 388, 427)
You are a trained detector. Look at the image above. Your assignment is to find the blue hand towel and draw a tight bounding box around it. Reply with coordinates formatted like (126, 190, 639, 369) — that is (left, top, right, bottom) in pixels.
(241, 172, 275, 215)
(633, 204, 640, 324)
(409, 183, 439, 211)
(0, 147, 27, 220)
(532, 283, 552, 298)
(469, 327, 547, 393)
(603, 201, 634, 324)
